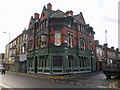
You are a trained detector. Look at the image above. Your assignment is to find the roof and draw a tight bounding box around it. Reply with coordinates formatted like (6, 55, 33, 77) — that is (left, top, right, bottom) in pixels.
(50, 10, 66, 18)
(73, 12, 86, 25)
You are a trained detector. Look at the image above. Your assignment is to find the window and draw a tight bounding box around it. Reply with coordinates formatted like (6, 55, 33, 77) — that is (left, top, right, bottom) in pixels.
(79, 56, 82, 67)
(78, 25, 80, 31)
(80, 37, 85, 50)
(54, 33, 61, 46)
(89, 41, 92, 50)
(80, 25, 84, 32)
(39, 23, 43, 30)
(53, 56, 62, 67)
(35, 38, 38, 49)
(43, 13, 45, 17)
(44, 56, 48, 68)
(68, 56, 73, 68)
(41, 34, 47, 48)
(68, 21, 72, 27)
(28, 40, 33, 50)
(45, 20, 49, 27)
(68, 33, 73, 47)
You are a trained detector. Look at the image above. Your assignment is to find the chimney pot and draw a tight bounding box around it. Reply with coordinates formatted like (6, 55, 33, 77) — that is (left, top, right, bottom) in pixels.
(47, 3, 52, 10)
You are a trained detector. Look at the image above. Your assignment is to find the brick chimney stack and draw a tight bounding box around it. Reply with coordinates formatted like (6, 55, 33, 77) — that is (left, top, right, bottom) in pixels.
(94, 40, 99, 46)
(103, 43, 108, 49)
(34, 13, 39, 19)
(47, 3, 52, 10)
(69, 10, 73, 16)
(111, 47, 114, 51)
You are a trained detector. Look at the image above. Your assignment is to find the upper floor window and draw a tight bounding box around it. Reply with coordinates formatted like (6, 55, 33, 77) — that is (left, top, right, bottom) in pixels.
(68, 33, 73, 47)
(41, 34, 47, 48)
(68, 21, 72, 27)
(89, 41, 92, 50)
(54, 32, 61, 46)
(35, 38, 38, 50)
(78, 25, 80, 31)
(45, 20, 49, 27)
(80, 25, 84, 32)
(80, 37, 85, 50)
(28, 40, 33, 50)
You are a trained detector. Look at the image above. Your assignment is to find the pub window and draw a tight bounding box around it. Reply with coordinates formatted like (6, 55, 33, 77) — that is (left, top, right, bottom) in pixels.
(68, 56, 73, 68)
(80, 37, 85, 50)
(37, 59, 39, 68)
(39, 23, 43, 30)
(54, 32, 61, 46)
(80, 25, 84, 32)
(39, 24, 41, 30)
(68, 21, 72, 27)
(89, 41, 92, 50)
(53, 56, 62, 67)
(78, 25, 80, 31)
(44, 55, 48, 67)
(68, 33, 73, 47)
(35, 38, 38, 49)
(43, 21, 45, 29)
(41, 56, 44, 67)
(45, 20, 49, 27)
(79, 56, 82, 67)
(41, 34, 47, 48)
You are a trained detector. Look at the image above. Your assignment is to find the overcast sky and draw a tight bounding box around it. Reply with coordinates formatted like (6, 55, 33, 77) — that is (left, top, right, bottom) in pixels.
(0, 0, 119, 53)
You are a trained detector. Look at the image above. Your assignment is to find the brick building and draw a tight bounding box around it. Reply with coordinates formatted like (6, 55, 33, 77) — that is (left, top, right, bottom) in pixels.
(95, 40, 120, 71)
(27, 3, 96, 74)
(4, 29, 28, 72)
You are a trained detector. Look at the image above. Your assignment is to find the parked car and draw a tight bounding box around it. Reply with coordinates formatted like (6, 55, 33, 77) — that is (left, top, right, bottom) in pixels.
(0, 65, 5, 74)
(102, 59, 120, 79)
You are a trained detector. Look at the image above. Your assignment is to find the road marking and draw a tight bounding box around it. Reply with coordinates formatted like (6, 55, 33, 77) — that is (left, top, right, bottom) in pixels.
(109, 80, 120, 89)
(0, 83, 11, 88)
(97, 86, 107, 88)
(0, 84, 15, 90)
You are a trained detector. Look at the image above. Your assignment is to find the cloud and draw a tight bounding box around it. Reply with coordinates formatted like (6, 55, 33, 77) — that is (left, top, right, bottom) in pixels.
(102, 16, 118, 23)
(98, 0, 104, 8)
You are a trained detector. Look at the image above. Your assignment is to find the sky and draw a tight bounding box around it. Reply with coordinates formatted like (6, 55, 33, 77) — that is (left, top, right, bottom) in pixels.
(0, 0, 119, 53)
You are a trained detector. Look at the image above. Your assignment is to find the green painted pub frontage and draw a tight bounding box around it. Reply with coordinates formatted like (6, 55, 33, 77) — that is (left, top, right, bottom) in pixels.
(27, 3, 96, 74)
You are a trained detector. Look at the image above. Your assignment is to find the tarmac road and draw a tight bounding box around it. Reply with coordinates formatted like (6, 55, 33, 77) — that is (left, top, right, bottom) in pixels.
(0, 71, 119, 89)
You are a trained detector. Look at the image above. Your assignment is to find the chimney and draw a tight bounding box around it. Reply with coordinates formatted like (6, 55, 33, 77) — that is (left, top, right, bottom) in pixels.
(65, 11, 69, 16)
(103, 43, 108, 48)
(94, 40, 99, 46)
(69, 10, 73, 16)
(116, 48, 119, 52)
(111, 47, 114, 50)
(47, 3, 52, 10)
(34, 13, 39, 19)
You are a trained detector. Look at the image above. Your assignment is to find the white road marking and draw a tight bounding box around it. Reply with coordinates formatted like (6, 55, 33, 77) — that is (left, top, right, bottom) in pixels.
(0, 83, 11, 88)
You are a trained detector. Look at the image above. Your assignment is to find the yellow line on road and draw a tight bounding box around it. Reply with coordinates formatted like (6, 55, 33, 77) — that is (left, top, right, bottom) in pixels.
(109, 80, 120, 89)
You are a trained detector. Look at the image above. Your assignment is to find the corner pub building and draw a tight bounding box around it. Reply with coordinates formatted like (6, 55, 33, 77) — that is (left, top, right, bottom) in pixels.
(27, 3, 96, 74)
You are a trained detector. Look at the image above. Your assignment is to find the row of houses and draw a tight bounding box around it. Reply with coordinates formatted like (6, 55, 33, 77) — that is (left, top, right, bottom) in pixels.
(2, 3, 120, 74)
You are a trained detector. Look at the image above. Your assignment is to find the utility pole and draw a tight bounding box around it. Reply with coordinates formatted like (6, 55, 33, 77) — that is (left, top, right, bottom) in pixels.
(105, 30, 107, 44)
(105, 30, 108, 63)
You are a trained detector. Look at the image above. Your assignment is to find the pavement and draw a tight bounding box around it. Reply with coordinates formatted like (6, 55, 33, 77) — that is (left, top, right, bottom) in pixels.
(8, 71, 71, 80)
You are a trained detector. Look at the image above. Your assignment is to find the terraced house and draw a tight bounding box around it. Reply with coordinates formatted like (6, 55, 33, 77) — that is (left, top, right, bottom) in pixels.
(27, 3, 96, 74)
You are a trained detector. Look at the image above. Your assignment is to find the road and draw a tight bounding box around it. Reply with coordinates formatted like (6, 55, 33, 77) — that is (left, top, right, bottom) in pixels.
(0, 72, 119, 89)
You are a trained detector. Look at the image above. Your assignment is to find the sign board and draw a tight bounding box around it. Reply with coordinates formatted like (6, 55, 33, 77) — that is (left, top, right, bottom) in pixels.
(19, 54, 27, 62)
